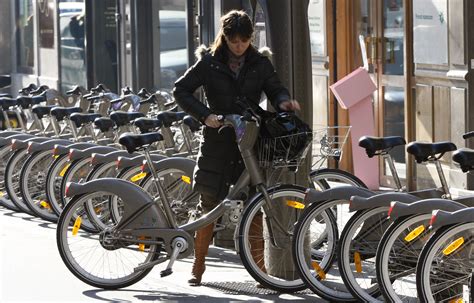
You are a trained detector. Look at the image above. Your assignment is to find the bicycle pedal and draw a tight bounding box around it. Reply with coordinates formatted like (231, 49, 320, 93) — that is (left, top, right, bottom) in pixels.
(160, 268, 173, 277)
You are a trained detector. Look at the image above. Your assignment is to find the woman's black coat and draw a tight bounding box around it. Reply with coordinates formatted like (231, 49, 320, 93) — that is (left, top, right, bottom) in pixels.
(173, 45, 290, 200)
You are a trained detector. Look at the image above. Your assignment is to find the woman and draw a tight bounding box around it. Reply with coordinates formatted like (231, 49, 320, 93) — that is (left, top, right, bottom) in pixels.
(173, 9, 300, 286)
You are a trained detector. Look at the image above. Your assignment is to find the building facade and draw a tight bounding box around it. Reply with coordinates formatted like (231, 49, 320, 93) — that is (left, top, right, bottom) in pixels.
(1, 0, 473, 193)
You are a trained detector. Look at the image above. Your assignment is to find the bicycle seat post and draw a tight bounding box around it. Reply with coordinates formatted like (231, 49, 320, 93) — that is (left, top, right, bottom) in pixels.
(143, 147, 179, 229)
(433, 159, 451, 199)
(383, 153, 403, 191)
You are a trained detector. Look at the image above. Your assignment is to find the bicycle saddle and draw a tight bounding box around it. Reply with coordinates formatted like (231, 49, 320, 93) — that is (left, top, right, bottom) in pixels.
(0, 97, 17, 110)
(94, 117, 115, 132)
(156, 111, 187, 127)
(133, 117, 163, 133)
(66, 85, 85, 96)
(119, 132, 164, 154)
(16, 94, 46, 109)
(32, 105, 56, 119)
(359, 136, 406, 158)
(407, 141, 457, 163)
(110, 111, 145, 127)
(50, 106, 83, 121)
(183, 115, 201, 132)
(69, 112, 102, 127)
(452, 148, 474, 172)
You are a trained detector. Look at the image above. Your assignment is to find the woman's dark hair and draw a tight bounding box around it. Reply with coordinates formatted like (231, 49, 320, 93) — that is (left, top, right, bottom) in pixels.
(210, 10, 254, 55)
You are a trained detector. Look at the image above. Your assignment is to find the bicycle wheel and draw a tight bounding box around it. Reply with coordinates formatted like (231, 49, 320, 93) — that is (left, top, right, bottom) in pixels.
(5, 149, 35, 215)
(20, 150, 59, 222)
(293, 197, 356, 301)
(0, 146, 20, 212)
(310, 168, 367, 191)
(416, 222, 474, 303)
(337, 207, 390, 302)
(45, 154, 70, 216)
(111, 167, 199, 226)
(238, 184, 326, 292)
(376, 214, 432, 302)
(57, 191, 160, 289)
(59, 157, 94, 209)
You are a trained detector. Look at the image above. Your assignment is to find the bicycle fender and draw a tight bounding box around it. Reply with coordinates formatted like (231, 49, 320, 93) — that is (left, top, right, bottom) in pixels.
(389, 198, 466, 221)
(53, 142, 96, 156)
(431, 207, 474, 229)
(0, 133, 36, 148)
(68, 145, 117, 161)
(349, 192, 420, 212)
(304, 186, 374, 205)
(90, 150, 139, 166)
(28, 139, 73, 153)
(141, 157, 196, 176)
(116, 153, 167, 170)
(65, 178, 169, 229)
(11, 136, 49, 150)
(0, 131, 22, 138)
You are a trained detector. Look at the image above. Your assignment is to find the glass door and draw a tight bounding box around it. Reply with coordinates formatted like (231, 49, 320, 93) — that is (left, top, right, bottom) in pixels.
(356, 0, 406, 187)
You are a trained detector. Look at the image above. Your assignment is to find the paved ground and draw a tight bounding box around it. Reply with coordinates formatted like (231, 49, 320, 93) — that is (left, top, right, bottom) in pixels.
(0, 206, 325, 302)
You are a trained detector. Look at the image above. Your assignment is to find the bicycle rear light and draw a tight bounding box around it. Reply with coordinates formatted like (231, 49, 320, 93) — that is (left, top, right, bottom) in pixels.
(429, 210, 439, 227)
(387, 201, 397, 218)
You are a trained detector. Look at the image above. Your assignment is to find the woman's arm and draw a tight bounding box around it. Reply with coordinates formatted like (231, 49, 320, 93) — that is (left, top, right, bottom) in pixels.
(261, 57, 292, 111)
(173, 60, 212, 123)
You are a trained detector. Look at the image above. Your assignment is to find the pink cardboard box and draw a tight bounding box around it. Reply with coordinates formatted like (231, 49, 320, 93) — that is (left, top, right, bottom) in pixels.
(330, 67, 379, 189)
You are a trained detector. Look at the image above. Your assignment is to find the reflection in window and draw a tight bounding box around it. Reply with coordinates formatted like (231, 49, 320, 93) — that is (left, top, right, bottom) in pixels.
(384, 87, 405, 163)
(157, 0, 187, 92)
(16, 0, 35, 71)
(253, 2, 267, 49)
(383, 0, 404, 75)
(58, 0, 87, 91)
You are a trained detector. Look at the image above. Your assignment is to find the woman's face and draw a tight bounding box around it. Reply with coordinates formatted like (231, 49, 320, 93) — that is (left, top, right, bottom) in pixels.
(226, 35, 251, 57)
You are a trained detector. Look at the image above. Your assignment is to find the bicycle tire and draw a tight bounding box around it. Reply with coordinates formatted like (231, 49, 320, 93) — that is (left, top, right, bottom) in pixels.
(5, 149, 35, 215)
(238, 184, 321, 292)
(45, 154, 70, 216)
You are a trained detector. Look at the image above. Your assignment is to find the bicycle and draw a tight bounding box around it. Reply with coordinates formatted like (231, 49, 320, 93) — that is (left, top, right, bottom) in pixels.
(56, 112, 359, 292)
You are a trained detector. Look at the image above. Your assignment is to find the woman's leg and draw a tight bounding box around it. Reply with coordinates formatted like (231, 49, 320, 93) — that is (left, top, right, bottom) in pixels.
(188, 194, 217, 286)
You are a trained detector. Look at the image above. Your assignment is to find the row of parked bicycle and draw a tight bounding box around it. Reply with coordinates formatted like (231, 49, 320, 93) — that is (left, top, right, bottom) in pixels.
(0, 83, 473, 302)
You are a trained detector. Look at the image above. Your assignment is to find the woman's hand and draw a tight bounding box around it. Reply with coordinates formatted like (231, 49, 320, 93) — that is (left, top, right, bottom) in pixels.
(204, 114, 223, 128)
(279, 100, 301, 111)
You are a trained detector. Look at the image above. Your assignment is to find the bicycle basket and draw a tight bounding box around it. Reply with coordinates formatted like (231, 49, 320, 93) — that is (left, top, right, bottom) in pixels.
(312, 125, 351, 167)
(258, 112, 313, 168)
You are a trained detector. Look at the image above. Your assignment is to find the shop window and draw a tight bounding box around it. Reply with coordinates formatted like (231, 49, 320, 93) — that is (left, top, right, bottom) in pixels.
(58, 0, 86, 91)
(16, 0, 35, 73)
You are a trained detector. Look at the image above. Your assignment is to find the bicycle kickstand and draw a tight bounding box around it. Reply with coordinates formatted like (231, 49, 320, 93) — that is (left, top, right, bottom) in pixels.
(160, 237, 188, 277)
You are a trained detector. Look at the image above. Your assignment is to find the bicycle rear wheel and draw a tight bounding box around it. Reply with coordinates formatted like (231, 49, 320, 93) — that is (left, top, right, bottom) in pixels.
(376, 214, 432, 302)
(310, 168, 367, 190)
(416, 222, 474, 303)
(57, 191, 160, 289)
(238, 184, 333, 292)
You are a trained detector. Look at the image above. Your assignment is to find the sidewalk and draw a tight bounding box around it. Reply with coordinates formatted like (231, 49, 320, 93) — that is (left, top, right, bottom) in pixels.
(0, 207, 324, 302)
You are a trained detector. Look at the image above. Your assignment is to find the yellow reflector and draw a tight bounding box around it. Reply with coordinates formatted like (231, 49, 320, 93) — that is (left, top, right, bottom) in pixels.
(443, 237, 464, 256)
(40, 201, 51, 209)
(131, 172, 147, 182)
(287, 200, 305, 209)
(404, 225, 425, 242)
(0, 191, 3, 198)
(181, 175, 191, 184)
(53, 155, 59, 159)
(72, 216, 82, 236)
(59, 163, 71, 177)
(138, 236, 145, 252)
(311, 261, 326, 280)
(354, 251, 362, 273)
(94, 207, 102, 214)
(448, 298, 464, 303)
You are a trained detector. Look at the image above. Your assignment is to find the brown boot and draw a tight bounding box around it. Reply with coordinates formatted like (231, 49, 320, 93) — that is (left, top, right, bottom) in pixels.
(249, 213, 266, 273)
(188, 223, 215, 286)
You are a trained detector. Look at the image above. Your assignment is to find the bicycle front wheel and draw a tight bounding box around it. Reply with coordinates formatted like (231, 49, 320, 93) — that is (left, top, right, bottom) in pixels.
(416, 222, 474, 303)
(310, 168, 367, 190)
(57, 191, 160, 289)
(237, 184, 325, 292)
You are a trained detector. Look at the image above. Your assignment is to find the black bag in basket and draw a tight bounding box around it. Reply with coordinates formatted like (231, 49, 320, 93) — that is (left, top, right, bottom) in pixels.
(259, 112, 313, 163)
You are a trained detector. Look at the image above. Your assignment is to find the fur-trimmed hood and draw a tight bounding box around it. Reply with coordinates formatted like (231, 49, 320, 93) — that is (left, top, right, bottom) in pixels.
(194, 44, 272, 60)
